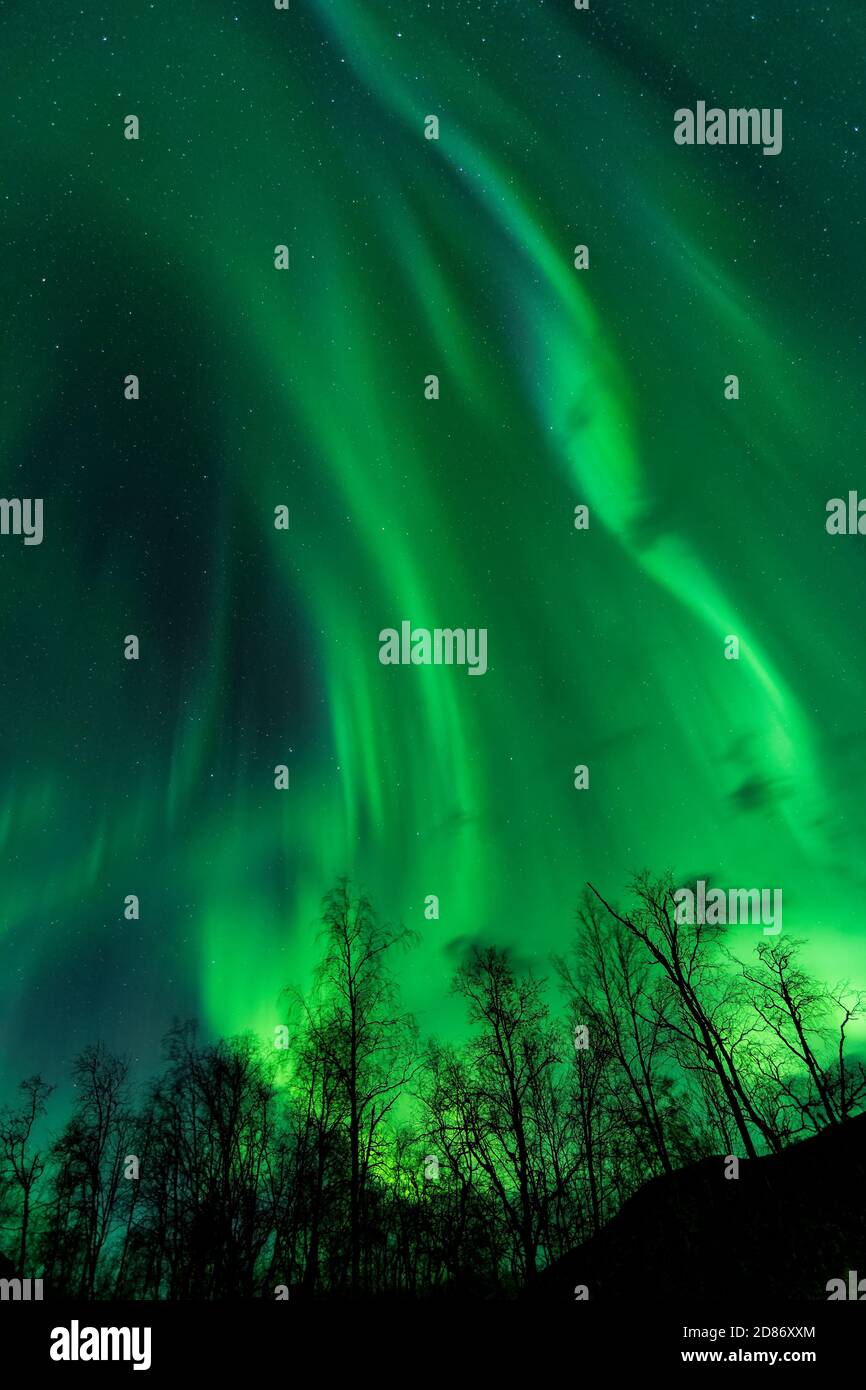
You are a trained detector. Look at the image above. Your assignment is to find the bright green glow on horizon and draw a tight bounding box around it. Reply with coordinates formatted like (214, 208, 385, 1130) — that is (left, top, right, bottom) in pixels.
(1, 0, 866, 1090)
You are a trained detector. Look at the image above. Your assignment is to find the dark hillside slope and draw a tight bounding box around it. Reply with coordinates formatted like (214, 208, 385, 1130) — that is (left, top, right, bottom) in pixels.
(526, 1114, 866, 1301)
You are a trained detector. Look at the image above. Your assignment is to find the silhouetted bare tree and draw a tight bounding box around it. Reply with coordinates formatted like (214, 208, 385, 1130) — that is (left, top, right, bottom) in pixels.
(296, 878, 419, 1294)
(0, 1075, 53, 1274)
(588, 874, 781, 1158)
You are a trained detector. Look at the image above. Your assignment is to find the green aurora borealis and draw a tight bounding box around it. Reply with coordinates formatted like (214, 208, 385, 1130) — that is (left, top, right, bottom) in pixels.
(2, 0, 866, 1090)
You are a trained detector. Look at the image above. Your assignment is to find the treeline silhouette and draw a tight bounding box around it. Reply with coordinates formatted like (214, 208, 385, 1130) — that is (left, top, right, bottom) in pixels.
(1, 874, 864, 1299)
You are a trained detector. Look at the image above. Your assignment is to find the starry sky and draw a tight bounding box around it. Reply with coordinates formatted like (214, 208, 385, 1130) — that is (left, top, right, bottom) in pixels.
(1, 0, 865, 1093)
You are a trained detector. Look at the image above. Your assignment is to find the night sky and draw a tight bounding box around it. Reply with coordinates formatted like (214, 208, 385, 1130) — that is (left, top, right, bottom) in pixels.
(2, 0, 865, 1093)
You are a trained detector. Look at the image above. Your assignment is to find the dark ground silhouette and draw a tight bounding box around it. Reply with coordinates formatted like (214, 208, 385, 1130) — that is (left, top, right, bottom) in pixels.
(525, 1110, 866, 1301)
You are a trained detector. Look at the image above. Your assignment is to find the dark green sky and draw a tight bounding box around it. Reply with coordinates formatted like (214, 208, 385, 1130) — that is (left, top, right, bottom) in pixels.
(1, 0, 865, 1090)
